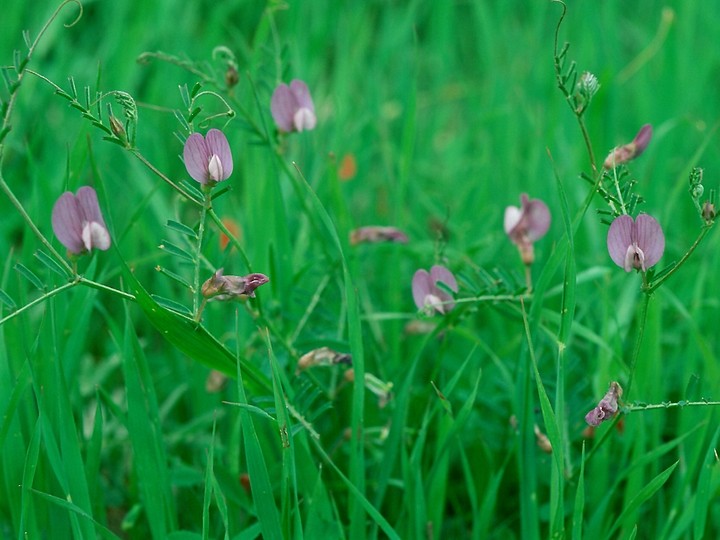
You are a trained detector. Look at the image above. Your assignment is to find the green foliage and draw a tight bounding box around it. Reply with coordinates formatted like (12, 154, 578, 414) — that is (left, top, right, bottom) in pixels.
(1, 0, 719, 538)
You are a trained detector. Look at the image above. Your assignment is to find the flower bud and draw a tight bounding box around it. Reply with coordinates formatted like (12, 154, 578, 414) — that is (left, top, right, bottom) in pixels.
(109, 115, 127, 143)
(702, 201, 716, 222)
(225, 64, 239, 89)
(603, 124, 653, 169)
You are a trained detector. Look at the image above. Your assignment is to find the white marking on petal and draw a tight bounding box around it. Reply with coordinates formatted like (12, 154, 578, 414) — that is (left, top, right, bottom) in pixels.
(208, 154, 224, 182)
(82, 221, 111, 251)
(293, 108, 317, 132)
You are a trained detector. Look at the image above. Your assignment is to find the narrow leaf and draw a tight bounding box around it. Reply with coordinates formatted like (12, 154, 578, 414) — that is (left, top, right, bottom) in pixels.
(14, 263, 45, 290)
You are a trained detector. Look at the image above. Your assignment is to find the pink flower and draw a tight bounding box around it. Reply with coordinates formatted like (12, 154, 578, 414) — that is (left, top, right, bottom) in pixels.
(504, 194, 551, 265)
(271, 80, 317, 133)
(607, 214, 665, 272)
(603, 124, 652, 169)
(183, 129, 233, 185)
(412, 265, 458, 315)
(51, 186, 111, 255)
(201, 269, 269, 300)
(585, 381, 623, 426)
(350, 226, 409, 245)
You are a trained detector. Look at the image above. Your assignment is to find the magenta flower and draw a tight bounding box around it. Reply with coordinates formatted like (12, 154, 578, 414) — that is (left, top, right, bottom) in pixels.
(504, 193, 551, 265)
(603, 124, 652, 169)
(607, 214, 665, 272)
(412, 265, 458, 315)
(350, 226, 409, 245)
(51, 186, 111, 255)
(271, 80, 317, 133)
(201, 269, 269, 300)
(585, 381, 623, 427)
(183, 129, 233, 185)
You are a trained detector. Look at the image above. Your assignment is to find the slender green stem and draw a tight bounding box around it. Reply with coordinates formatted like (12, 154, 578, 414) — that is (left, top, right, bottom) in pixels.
(78, 277, 135, 301)
(0, 281, 78, 326)
(130, 149, 202, 205)
(624, 399, 720, 412)
(624, 293, 650, 399)
(193, 190, 211, 318)
(552, 0, 597, 175)
(0, 174, 74, 275)
(0, 1, 82, 149)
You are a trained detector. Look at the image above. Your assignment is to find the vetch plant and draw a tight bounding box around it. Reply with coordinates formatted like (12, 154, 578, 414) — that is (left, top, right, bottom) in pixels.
(603, 124, 653, 169)
(201, 268, 269, 300)
(411, 265, 458, 315)
(271, 79, 317, 133)
(349, 226, 408, 245)
(183, 128, 234, 186)
(585, 381, 623, 427)
(51, 186, 111, 256)
(606, 214, 665, 273)
(504, 193, 551, 266)
(197, 268, 269, 321)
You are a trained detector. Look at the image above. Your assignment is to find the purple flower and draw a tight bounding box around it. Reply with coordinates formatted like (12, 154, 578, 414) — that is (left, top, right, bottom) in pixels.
(201, 268, 269, 300)
(412, 265, 458, 315)
(603, 124, 652, 169)
(607, 214, 665, 272)
(585, 381, 623, 427)
(504, 193, 551, 265)
(51, 186, 111, 255)
(271, 80, 317, 133)
(350, 226, 409, 245)
(183, 129, 233, 185)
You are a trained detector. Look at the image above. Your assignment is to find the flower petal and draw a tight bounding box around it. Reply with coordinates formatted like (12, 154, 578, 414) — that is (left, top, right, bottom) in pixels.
(289, 80, 315, 113)
(183, 133, 210, 183)
(76, 186, 106, 227)
(632, 124, 653, 158)
(205, 129, 233, 180)
(271, 84, 296, 132)
(430, 265, 458, 293)
(52, 192, 85, 253)
(607, 215, 634, 270)
(635, 214, 665, 268)
(524, 199, 551, 241)
(293, 107, 317, 132)
(503, 206, 521, 236)
(412, 269, 432, 310)
(82, 221, 111, 251)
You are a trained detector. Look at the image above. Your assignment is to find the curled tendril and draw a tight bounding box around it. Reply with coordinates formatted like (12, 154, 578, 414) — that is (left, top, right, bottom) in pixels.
(212, 46, 237, 64)
(62, 0, 84, 28)
(27, 1, 83, 57)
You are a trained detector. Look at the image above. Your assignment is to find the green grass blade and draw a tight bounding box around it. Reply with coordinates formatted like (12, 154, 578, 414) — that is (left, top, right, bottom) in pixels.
(604, 460, 679, 539)
(116, 246, 271, 392)
(233, 345, 283, 540)
(121, 306, 176, 538)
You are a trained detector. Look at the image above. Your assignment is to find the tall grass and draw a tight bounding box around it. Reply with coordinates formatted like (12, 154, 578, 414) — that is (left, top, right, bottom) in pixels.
(1, 0, 719, 538)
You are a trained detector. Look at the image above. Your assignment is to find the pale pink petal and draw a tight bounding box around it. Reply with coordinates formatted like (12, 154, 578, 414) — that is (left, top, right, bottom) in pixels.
(632, 124, 653, 158)
(76, 186, 106, 227)
(430, 265, 458, 293)
(635, 214, 665, 268)
(183, 133, 211, 183)
(412, 269, 432, 310)
(524, 199, 551, 241)
(52, 192, 85, 253)
(271, 84, 296, 132)
(205, 129, 233, 180)
(290, 80, 315, 112)
(607, 215, 634, 270)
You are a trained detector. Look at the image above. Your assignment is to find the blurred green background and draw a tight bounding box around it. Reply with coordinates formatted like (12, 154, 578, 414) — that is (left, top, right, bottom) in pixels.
(1, 0, 719, 538)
